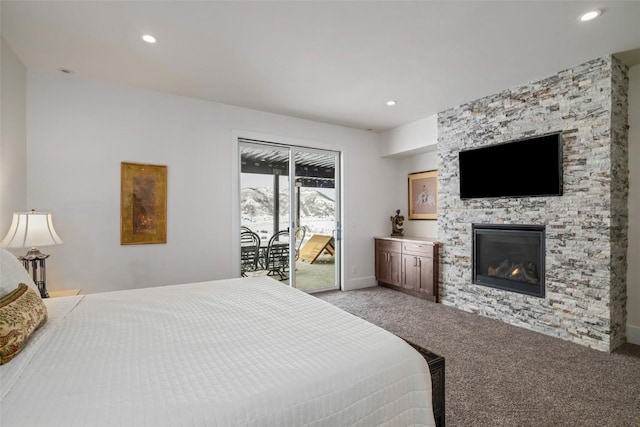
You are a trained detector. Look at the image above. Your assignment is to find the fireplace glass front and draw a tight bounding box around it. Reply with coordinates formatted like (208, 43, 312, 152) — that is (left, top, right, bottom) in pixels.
(472, 224, 545, 298)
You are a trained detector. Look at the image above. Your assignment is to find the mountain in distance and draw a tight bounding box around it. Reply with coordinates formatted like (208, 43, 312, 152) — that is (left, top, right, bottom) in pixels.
(241, 187, 335, 239)
(241, 187, 334, 218)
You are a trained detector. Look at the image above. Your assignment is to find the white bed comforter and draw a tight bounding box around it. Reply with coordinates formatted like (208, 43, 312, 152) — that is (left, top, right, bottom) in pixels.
(0, 277, 434, 426)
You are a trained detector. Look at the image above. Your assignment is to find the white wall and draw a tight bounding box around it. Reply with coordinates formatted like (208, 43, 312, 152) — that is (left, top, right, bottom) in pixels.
(25, 69, 397, 294)
(627, 64, 640, 345)
(0, 37, 27, 234)
(393, 152, 439, 238)
(380, 114, 439, 238)
(379, 114, 437, 158)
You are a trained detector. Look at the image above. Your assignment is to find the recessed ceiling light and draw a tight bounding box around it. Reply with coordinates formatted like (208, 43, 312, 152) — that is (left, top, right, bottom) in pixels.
(142, 34, 157, 44)
(386, 100, 397, 106)
(579, 10, 601, 22)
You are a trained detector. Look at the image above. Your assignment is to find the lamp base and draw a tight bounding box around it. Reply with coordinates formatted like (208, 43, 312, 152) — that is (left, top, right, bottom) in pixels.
(21, 247, 50, 261)
(36, 282, 49, 299)
(18, 248, 50, 298)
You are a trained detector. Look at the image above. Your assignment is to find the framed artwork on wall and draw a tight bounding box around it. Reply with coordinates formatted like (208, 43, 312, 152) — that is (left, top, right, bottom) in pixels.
(408, 170, 438, 220)
(121, 162, 168, 245)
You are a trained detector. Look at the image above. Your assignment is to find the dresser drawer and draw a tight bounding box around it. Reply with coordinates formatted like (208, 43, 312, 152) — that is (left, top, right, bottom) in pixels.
(402, 242, 434, 257)
(375, 239, 402, 253)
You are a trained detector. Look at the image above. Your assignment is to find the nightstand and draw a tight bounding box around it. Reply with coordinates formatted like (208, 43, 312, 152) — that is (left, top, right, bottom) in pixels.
(48, 289, 81, 298)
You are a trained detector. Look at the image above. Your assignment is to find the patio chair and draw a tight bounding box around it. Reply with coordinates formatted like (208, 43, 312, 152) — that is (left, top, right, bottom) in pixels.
(240, 230, 261, 277)
(265, 230, 289, 280)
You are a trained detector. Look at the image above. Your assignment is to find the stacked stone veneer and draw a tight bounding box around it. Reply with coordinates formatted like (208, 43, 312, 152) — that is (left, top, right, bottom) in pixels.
(437, 56, 629, 352)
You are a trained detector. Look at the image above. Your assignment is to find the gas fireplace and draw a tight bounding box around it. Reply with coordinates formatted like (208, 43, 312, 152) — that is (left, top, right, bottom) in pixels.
(472, 224, 545, 298)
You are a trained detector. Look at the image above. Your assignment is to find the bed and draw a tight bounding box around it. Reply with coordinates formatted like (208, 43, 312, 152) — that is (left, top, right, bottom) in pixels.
(1, 251, 444, 426)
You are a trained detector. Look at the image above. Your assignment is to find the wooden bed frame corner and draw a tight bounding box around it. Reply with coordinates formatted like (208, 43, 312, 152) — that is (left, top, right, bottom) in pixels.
(403, 339, 446, 427)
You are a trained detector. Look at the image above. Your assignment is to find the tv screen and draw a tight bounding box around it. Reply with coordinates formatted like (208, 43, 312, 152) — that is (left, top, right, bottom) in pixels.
(459, 133, 563, 199)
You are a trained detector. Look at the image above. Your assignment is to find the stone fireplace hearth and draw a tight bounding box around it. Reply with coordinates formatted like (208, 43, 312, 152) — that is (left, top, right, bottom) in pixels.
(437, 55, 628, 352)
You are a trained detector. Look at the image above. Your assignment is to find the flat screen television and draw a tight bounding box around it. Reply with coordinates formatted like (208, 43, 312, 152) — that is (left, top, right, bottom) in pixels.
(459, 133, 563, 199)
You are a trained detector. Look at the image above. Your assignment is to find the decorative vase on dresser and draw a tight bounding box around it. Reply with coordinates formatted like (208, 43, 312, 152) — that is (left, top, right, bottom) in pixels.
(374, 236, 439, 302)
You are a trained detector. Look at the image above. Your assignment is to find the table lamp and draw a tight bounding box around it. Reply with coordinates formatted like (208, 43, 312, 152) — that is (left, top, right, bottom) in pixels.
(1, 210, 63, 298)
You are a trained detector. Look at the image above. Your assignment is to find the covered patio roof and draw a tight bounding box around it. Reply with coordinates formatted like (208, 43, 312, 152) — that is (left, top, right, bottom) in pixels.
(240, 145, 335, 189)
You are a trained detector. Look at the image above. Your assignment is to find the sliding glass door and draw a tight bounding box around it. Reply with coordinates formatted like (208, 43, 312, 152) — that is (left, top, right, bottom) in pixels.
(239, 140, 340, 292)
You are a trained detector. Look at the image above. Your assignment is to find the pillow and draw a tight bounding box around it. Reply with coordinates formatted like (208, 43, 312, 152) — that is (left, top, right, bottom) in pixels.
(0, 249, 39, 298)
(0, 283, 48, 364)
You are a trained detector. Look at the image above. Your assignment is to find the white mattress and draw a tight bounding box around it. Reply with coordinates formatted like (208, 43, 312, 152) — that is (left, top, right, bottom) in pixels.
(0, 277, 434, 426)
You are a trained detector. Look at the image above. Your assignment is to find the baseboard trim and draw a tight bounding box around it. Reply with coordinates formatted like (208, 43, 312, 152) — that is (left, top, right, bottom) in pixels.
(343, 276, 376, 291)
(627, 323, 640, 345)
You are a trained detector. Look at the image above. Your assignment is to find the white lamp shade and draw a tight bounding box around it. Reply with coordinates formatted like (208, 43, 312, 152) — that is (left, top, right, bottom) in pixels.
(1, 211, 63, 248)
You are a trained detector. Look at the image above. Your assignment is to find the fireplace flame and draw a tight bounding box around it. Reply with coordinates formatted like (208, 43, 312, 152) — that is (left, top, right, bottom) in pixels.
(487, 260, 539, 284)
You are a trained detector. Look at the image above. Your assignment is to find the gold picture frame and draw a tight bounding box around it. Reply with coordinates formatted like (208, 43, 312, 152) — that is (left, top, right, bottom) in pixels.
(408, 170, 438, 220)
(121, 162, 168, 245)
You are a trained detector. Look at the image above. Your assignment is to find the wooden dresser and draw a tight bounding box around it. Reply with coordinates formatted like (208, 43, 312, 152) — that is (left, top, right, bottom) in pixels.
(374, 236, 439, 302)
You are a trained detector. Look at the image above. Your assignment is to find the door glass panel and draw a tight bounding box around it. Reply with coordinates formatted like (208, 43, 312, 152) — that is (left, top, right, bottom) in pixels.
(239, 142, 290, 281)
(292, 149, 339, 292)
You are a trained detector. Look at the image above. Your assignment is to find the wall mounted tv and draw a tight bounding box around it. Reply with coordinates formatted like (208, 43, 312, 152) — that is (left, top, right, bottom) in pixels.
(459, 132, 563, 199)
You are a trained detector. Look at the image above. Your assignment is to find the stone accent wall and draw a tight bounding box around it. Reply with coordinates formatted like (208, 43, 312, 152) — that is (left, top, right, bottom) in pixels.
(437, 56, 629, 352)
(609, 58, 630, 350)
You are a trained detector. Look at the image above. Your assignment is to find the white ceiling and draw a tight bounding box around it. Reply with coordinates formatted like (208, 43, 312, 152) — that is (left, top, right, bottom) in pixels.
(2, 1, 640, 132)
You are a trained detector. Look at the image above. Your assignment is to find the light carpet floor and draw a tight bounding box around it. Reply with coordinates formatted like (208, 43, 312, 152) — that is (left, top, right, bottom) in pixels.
(315, 286, 640, 427)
